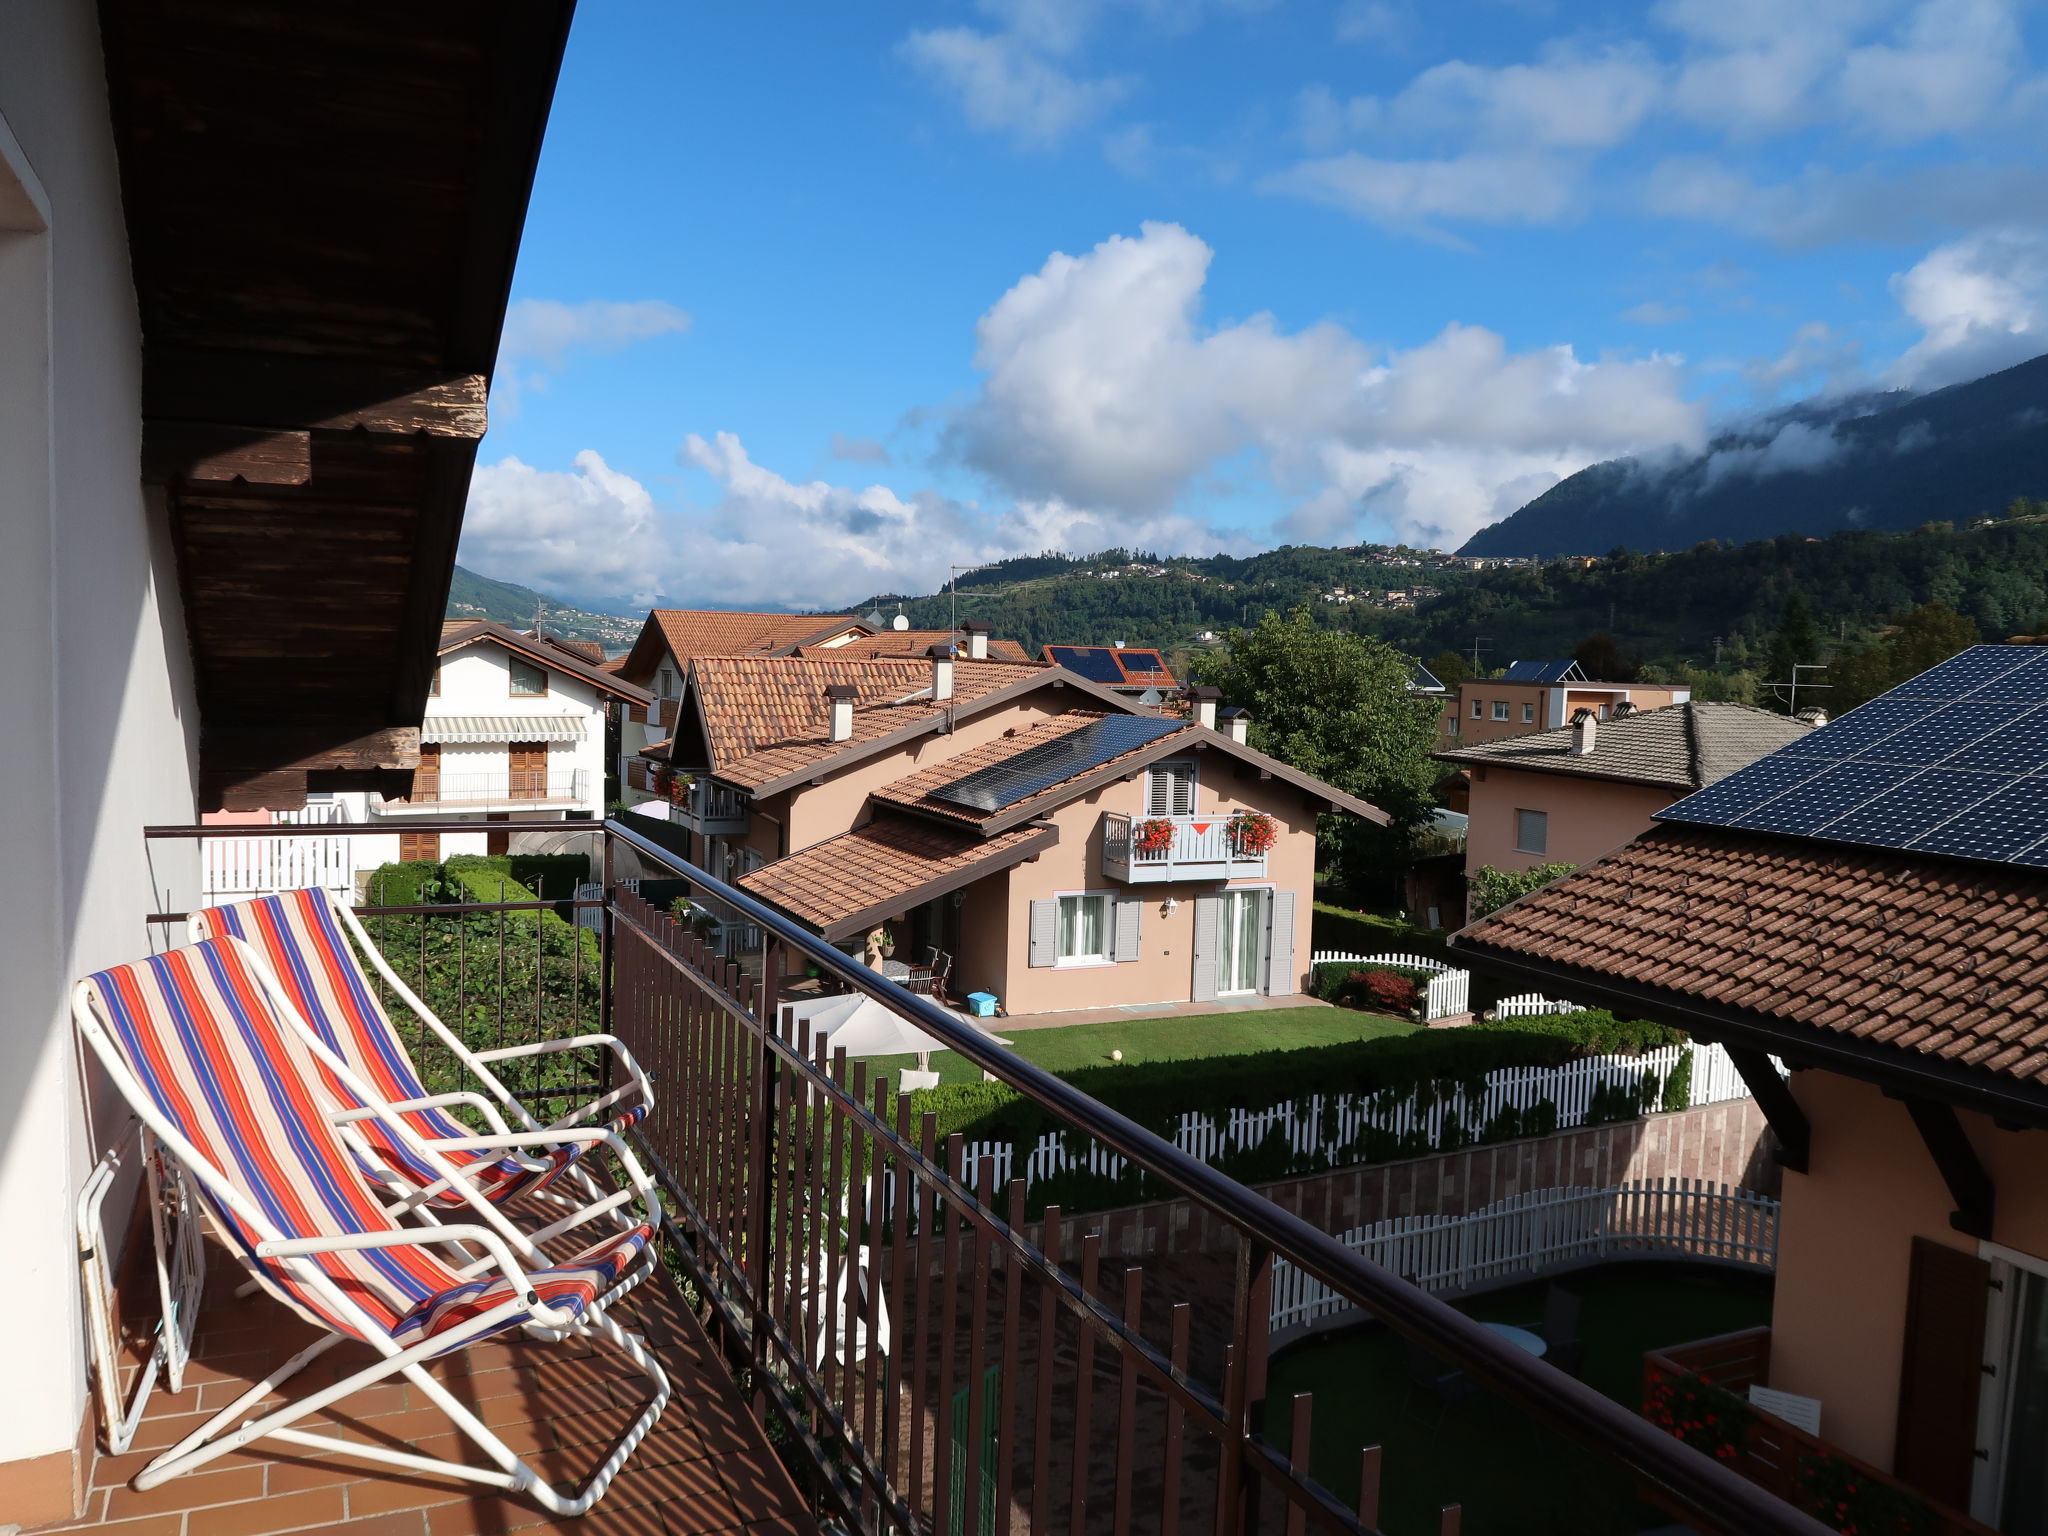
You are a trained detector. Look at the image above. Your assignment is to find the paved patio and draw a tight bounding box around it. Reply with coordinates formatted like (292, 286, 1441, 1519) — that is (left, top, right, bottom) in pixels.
(998, 991, 1330, 1031)
(30, 1236, 816, 1536)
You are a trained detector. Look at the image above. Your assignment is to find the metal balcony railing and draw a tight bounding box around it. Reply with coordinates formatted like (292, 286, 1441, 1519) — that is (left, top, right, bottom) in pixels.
(1102, 810, 1269, 882)
(378, 768, 589, 809)
(135, 816, 1830, 1536)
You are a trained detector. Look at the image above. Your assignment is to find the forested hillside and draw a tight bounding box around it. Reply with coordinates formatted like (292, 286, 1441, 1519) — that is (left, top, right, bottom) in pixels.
(1462, 351, 2048, 555)
(446, 565, 642, 653)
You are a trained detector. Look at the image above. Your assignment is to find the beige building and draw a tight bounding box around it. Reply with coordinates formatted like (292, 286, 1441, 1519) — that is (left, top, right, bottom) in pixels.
(1436, 701, 1812, 876)
(639, 647, 1381, 1015)
(1441, 658, 1692, 746)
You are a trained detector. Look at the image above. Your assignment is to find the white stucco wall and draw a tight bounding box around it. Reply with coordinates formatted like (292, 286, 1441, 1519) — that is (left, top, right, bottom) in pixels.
(0, 4, 202, 1498)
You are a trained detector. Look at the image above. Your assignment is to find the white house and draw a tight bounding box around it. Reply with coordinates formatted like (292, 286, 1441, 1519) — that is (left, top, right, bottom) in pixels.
(332, 621, 650, 866)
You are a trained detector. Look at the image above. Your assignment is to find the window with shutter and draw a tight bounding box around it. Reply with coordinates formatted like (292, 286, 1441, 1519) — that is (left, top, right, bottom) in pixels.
(1146, 760, 1196, 817)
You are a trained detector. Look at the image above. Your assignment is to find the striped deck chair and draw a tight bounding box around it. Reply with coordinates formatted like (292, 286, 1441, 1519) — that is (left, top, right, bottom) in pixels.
(74, 936, 668, 1513)
(192, 889, 653, 1225)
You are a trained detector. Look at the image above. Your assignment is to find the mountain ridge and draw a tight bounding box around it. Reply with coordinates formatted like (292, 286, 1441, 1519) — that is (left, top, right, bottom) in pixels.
(1460, 351, 2048, 555)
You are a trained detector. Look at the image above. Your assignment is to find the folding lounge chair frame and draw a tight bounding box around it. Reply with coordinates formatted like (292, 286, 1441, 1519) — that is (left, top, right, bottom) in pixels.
(74, 939, 671, 1514)
(192, 890, 656, 1229)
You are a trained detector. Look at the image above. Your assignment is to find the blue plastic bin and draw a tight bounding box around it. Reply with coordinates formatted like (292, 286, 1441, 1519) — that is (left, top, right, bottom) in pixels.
(965, 991, 999, 1018)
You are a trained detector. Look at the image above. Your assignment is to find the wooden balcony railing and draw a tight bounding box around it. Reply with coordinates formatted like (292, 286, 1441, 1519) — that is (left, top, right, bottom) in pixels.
(1643, 1328, 1997, 1536)
(138, 816, 1834, 1536)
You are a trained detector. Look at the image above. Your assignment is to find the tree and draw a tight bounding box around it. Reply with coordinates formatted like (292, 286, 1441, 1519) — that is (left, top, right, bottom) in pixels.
(1469, 863, 1579, 918)
(1571, 632, 1638, 682)
(1425, 650, 1472, 690)
(1760, 592, 1823, 713)
(1827, 603, 1981, 712)
(1195, 607, 1444, 893)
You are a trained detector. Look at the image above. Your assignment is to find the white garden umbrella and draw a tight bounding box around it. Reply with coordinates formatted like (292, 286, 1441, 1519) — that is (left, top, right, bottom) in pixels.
(784, 993, 1011, 1066)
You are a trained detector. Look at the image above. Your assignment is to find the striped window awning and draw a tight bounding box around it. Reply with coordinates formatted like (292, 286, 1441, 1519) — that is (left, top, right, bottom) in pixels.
(420, 714, 588, 744)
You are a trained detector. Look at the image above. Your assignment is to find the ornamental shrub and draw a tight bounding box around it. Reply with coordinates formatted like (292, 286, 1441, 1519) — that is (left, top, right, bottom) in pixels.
(1355, 968, 1419, 1014)
(907, 1011, 1689, 1215)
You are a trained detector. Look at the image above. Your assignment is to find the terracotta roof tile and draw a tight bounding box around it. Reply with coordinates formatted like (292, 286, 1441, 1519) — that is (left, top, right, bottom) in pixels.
(737, 813, 1055, 936)
(1435, 702, 1812, 791)
(1456, 823, 2048, 1086)
(790, 630, 1035, 663)
(694, 655, 1050, 790)
(873, 711, 1195, 826)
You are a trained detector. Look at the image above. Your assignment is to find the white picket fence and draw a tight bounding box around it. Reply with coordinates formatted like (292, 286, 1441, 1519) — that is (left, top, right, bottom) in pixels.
(957, 1039, 1753, 1198)
(201, 834, 354, 899)
(1268, 1179, 1780, 1333)
(1495, 992, 1591, 1018)
(1310, 950, 1469, 1021)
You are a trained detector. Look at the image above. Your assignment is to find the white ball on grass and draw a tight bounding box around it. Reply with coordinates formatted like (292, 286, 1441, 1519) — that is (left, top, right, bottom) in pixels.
(1111, 1048, 1124, 1063)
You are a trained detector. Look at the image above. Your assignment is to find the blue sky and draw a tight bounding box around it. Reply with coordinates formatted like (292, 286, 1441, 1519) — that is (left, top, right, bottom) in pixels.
(461, 0, 2048, 611)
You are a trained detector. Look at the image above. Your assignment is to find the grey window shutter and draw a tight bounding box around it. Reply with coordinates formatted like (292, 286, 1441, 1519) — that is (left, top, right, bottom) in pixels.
(1113, 896, 1142, 962)
(1191, 895, 1220, 1002)
(1262, 889, 1297, 995)
(1028, 898, 1058, 968)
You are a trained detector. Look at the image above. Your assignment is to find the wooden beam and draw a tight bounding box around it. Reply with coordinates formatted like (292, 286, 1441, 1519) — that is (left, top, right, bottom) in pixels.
(1894, 1093, 1995, 1239)
(203, 725, 420, 773)
(1725, 1047, 1810, 1174)
(142, 423, 310, 485)
(204, 770, 307, 814)
(145, 351, 488, 438)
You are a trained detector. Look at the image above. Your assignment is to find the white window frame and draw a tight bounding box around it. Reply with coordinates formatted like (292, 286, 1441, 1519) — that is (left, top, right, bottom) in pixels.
(1054, 890, 1117, 968)
(1514, 808, 1549, 855)
(1521, 702, 1535, 723)
(1491, 700, 1510, 721)
(507, 656, 549, 698)
(1470, 698, 1483, 719)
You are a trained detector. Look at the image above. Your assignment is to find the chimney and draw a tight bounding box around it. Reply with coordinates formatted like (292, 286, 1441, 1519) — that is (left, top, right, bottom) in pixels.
(1794, 707, 1828, 727)
(928, 643, 956, 701)
(1611, 700, 1637, 719)
(961, 621, 990, 661)
(1219, 706, 1250, 743)
(1570, 707, 1598, 756)
(1187, 685, 1222, 731)
(825, 684, 858, 742)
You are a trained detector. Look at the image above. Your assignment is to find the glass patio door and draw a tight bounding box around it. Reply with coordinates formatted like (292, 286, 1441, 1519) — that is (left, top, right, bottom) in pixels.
(1214, 889, 1265, 995)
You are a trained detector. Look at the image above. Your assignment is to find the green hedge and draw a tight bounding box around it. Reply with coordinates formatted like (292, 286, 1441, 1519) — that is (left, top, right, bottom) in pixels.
(363, 852, 590, 906)
(1308, 959, 1439, 1003)
(907, 1012, 1690, 1214)
(1310, 901, 1450, 963)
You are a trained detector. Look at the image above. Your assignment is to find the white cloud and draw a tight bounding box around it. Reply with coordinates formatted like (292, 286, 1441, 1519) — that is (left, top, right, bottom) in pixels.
(1836, 0, 2021, 139)
(1643, 156, 2048, 248)
(1888, 230, 2048, 386)
(1263, 151, 1582, 235)
(1335, 1, 1407, 46)
(949, 222, 1703, 546)
(498, 299, 691, 369)
(899, 27, 1127, 147)
(461, 451, 668, 605)
(1380, 45, 1662, 150)
(1699, 420, 1849, 488)
(830, 433, 892, 464)
(1622, 301, 1689, 325)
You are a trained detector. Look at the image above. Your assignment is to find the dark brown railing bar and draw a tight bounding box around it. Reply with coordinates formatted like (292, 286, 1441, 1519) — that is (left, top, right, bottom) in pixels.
(142, 817, 582, 838)
(602, 816, 1832, 1536)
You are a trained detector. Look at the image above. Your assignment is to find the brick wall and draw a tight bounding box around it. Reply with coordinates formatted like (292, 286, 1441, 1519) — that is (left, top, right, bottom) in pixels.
(1029, 1095, 1775, 1260)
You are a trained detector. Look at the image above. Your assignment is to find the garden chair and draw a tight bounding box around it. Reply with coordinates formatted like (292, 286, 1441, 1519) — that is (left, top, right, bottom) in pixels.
(192, 888, 654, 1221)
(74, 937, 667, 1513)
(1401, 1337, 1474, 1428)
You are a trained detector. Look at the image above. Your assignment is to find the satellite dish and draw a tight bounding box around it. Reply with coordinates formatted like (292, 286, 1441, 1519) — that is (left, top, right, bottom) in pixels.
(892, 613, 911, 631)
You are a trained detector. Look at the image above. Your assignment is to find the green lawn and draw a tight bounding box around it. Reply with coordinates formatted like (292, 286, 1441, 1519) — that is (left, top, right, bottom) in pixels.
(1266, 1265, 1774, 1536)
(867, 1005, 1419, 1086)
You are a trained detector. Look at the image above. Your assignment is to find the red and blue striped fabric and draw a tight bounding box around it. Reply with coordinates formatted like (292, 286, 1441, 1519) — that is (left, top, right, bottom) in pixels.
(86, 938, 651, 1354)
(195, 890, 641, 1207)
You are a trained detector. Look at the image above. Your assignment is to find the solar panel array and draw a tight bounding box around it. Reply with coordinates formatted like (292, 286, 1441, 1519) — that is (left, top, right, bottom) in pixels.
(1658, 646, 2048, 869)
(929, 714, 1185, 814)
(1045, 645, 1127, 684)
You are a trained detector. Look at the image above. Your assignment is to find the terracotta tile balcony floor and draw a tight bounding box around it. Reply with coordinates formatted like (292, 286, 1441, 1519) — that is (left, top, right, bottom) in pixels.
(31, 1239, 817, 1536)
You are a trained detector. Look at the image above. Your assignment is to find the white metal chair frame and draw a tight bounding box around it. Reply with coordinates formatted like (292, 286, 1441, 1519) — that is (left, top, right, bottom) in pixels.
(73, 946, 671, 1513)
(191, 891, 658, 1239)
(76, 1119, 205, 1454)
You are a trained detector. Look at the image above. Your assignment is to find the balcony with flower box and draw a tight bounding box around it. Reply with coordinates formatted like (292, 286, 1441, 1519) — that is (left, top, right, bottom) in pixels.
(662, 773, 751, 836)
(1101, 809, 1273, 883)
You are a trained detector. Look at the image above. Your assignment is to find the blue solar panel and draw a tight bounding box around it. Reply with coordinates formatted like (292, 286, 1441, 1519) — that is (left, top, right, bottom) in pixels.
(1046, 646, 1128, 685)
(1658, 645, 2048, 870)
(929, 715, 1185, 813)
(1503, 659, 1581, 683)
